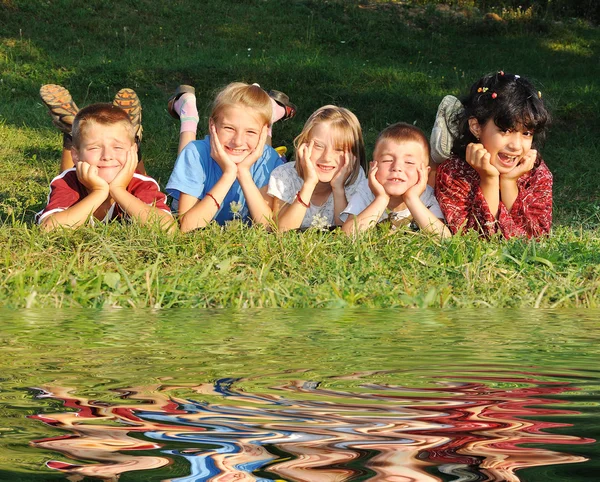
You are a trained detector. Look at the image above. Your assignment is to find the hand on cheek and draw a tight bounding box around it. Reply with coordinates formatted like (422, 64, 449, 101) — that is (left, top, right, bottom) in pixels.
(298, 141, 319, 187)
(404, 163, 428, 201)
(209, 121, 237, 175)
(466, 142, 500, 179)
(238, 125, 268, 172)
(331, 150, 354, 191)
(368, 161, 388, 199)
(76, 161, 109, 192)
(502, 149, 537, 181)
(110, 146, 137, 191)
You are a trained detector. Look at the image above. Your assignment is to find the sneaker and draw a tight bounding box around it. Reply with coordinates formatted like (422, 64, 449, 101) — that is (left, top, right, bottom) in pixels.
(39, 84, 79, 134)
(430, 95, 463, 164)
(268, 90, 297, 121)
(113, 88, 143, 143)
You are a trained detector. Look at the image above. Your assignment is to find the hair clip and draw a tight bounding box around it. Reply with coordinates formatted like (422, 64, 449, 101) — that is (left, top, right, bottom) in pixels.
(499, 70, 505, 76)
(483, 87, 489, 93)
(538, 91, 542, 99)
(491, 92, 498, 99)
(477, 87, 482, 93)
(515, 75, 521, 79)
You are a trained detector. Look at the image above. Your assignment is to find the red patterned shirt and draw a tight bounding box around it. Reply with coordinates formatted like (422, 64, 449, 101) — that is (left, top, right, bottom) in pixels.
(435, 155, 552, 239)
(36, 168, 170, 224)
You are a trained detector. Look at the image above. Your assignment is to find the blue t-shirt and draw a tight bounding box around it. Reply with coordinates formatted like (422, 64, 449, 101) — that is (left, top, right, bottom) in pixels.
(165, 136, 284, 224)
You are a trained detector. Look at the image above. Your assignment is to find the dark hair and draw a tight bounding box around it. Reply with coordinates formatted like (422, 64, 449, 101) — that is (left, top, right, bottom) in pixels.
(452, 72, 550, 158)
(375, 122, 430, 164)
(72, 103, 134, 149)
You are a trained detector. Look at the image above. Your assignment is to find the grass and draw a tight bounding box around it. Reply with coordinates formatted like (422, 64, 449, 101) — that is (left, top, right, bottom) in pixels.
(0, 0, 599, 308)
(2, 221, 599, 308)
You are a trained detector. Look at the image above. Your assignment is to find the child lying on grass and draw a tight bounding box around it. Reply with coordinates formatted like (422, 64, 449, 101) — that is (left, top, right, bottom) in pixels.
(433, 72, 552, 238)
(36, 103, 174, 232)
(39, 84, 146, 175)
(267, 105, 367, 231)
(342, 122, 450, 238)
(165, 82, 295, 232)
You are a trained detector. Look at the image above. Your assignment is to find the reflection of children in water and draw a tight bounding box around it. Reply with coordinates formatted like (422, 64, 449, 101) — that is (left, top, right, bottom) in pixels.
(29, 386, 176, 481)
(29, 374, 594, 482)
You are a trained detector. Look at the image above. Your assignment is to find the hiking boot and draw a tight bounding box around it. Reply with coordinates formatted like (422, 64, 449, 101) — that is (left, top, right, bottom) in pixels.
(39, 84, 79, 134)
(113, 88, 143, 143)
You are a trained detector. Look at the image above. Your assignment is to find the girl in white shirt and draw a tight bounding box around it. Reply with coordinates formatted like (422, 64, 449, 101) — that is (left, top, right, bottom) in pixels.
(267, 105, 367, 231)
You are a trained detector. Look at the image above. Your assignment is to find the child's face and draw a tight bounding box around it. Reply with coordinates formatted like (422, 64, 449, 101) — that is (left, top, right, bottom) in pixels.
(474, 119, 534, 175)
(307, 122, 348, 183)
(374, 139, 427, 197)
(71, 122, 134, 184)
(213, 105, 264, 164)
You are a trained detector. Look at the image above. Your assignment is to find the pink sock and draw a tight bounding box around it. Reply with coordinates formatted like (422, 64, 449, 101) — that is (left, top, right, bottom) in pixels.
(268, 98, 286, 137)
(270, 97, 285, 124)
(175, 93, 199, 133)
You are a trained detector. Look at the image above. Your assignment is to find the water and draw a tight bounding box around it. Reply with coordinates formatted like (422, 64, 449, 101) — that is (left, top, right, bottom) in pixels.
(0, 309, 598, 481)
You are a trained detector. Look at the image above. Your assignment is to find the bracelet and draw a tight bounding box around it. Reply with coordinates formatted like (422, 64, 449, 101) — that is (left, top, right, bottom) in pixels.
(205, 192, 220, 210)
(295, 191, 310, 208)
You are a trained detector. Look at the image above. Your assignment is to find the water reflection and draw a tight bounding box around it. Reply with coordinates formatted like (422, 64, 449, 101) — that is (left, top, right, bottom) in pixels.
(29, 371, 594, 481)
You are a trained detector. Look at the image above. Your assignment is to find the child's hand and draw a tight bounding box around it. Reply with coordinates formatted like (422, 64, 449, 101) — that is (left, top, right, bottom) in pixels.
(368, 161, 389, 200)
(237, 125, 268, 173)
(297, 141, 319, 188)
(501, 149, 537, 182)
(404, 163, 429, 201)
(466, 143, 500, 179)
(209, 121, 238, 176)
(76, 161, 109, 193)
(331, 150, 355, 192)
(109, 145, 138, 192)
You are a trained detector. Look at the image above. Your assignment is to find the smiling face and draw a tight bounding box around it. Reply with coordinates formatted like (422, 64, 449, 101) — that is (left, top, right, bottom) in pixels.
(307, 122, 347, 183)
(374, 139, 427, 198)
(212, 105, 264, 164)
(471, 118, 534, 175)
(71, 121, 134, 184)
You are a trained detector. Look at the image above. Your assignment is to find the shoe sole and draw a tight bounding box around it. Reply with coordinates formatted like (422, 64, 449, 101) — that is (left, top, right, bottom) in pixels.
(39, 84, 79, 134)
(113, 88, 143, 141)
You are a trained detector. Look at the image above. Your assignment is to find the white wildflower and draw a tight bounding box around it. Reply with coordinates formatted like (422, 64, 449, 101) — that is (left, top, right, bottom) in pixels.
(310, 213, 329, 231)
(230, 201, 243, 219)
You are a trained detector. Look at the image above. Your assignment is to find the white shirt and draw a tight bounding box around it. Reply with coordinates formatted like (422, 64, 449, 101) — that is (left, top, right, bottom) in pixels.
(341, 180, 444, 225)
(268, 161, 368, 229)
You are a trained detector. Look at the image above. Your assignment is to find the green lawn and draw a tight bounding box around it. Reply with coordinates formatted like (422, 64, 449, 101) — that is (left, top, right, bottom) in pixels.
(0, 0, 599, 307)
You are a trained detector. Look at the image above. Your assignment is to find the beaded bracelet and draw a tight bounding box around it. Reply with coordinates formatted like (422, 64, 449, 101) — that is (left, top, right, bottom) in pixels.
(295, 191, 310, 208)
(205, 192, 220, 210)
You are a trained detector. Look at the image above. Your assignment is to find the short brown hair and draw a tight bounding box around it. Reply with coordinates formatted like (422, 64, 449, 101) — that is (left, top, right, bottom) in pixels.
(374, 122, 431, 165)
(210, 82, 271, 127)
(72, 103, 135, 149)
(294, 105, 366, 186)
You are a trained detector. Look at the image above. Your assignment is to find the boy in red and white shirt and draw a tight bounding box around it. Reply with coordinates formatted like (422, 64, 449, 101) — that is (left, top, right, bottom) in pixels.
(37, 103, 173, 231)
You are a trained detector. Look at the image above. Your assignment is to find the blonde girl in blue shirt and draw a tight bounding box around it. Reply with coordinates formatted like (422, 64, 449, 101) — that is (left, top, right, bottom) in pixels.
(166, 82, 293, 232)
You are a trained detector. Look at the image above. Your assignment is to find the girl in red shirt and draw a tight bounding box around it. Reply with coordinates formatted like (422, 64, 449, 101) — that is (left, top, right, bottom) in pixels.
(434, 72, 552, 238)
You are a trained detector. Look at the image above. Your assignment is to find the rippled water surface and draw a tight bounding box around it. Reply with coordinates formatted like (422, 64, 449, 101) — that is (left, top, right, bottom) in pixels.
(0, 309, 599, 481)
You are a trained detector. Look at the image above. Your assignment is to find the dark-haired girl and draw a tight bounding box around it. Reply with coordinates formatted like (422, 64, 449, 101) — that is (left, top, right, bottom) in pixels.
(434, 72, 552, 238)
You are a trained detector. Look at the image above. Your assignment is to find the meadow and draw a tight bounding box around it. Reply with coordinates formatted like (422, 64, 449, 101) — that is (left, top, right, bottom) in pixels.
(0, 0, 599, 308)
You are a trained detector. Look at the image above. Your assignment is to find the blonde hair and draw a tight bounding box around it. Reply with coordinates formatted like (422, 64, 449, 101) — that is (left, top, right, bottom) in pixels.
(72, 103, 134, 149)
(293, 105, 366, 186)
(210, 82, 272, 127)
(375, 122, 431, 165)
